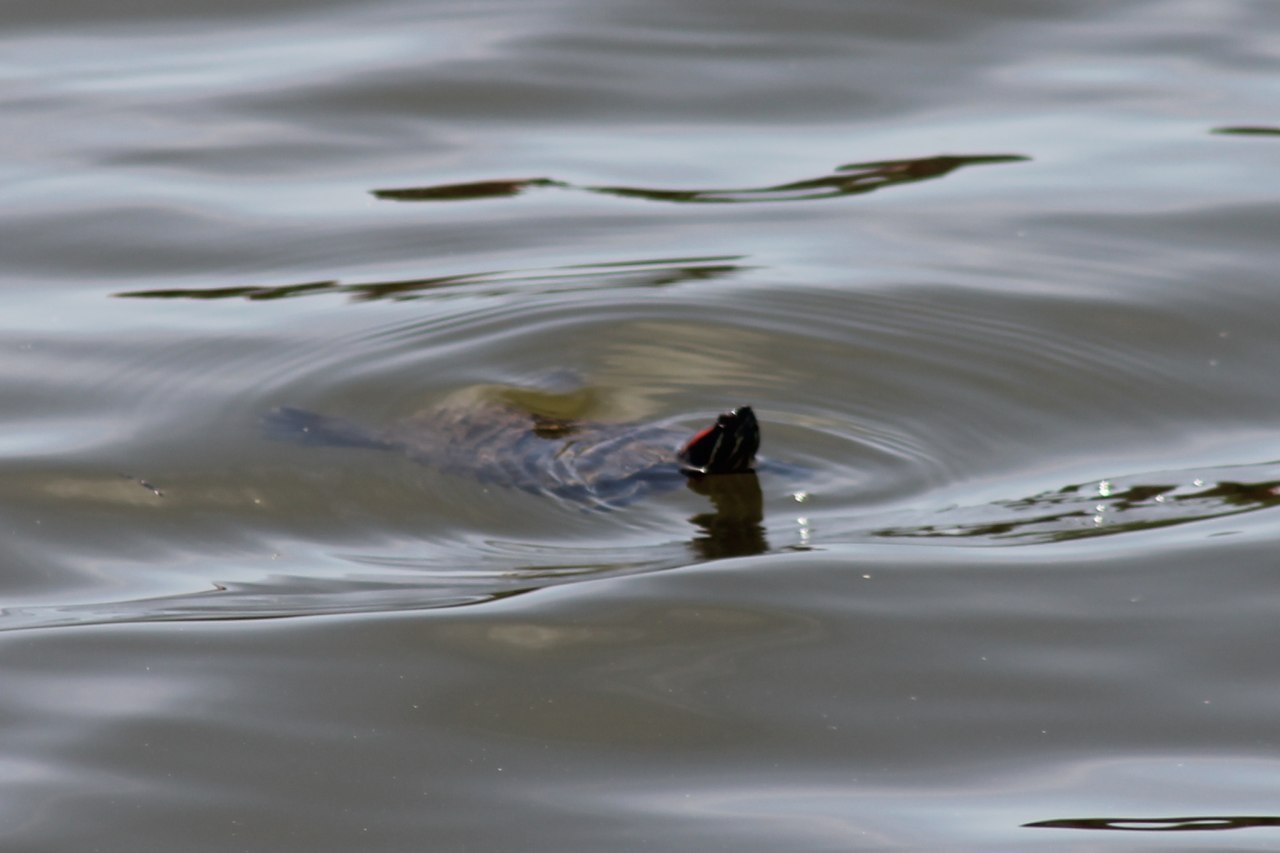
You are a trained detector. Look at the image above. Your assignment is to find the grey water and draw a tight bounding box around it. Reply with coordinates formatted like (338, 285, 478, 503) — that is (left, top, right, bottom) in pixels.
(2, 0, 1279, 849)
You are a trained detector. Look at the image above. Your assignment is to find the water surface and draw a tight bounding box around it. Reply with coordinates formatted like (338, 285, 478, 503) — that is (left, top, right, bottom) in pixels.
(2, 0, 1280, 849)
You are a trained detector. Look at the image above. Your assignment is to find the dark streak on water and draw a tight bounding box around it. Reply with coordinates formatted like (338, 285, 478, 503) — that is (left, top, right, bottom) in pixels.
(113, 255, 752, 302)
(369, 153, 1030, 204)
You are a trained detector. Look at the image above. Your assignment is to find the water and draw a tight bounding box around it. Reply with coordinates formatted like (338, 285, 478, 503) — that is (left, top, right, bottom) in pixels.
(2, 0, 1279, 848)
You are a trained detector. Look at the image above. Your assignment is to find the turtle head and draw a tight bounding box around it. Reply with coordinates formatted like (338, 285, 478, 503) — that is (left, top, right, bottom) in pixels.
(678, 406, 760, 475)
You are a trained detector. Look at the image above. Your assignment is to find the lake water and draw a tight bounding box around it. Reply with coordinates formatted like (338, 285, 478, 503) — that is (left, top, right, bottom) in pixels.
(3, 0, 1280, 849)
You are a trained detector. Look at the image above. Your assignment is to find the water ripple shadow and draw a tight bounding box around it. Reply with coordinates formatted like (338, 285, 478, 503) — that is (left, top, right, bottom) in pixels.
(1025, 814, 1280, 832)
(113, 255, 749, 303)
(371, 153, 1030, 206)
(1211, 126, 1280, 137)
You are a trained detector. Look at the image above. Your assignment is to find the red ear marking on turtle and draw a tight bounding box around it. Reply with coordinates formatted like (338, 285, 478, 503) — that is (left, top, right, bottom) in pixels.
(680, 424, 716, 456)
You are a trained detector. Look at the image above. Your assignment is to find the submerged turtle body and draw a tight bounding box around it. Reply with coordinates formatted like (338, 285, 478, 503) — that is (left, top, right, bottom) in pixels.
(267, 396, 760, 506)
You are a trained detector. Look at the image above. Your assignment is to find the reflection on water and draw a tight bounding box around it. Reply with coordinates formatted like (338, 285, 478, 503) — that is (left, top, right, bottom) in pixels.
(371, 154, 1030, 205)
(371, 177, 566, 202)
(1025, 814, 1280, 832)
(686, 472, 767, 560)
(1211, 126, 1280, 137)
(871, 461, 1280, 545)
(113, 255, 749, 303)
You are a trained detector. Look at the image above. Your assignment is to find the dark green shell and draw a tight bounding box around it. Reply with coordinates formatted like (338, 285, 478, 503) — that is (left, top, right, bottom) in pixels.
(267, 400, 695, 506)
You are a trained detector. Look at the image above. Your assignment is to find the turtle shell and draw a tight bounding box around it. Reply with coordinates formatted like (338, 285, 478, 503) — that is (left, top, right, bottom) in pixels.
(266, 396, 760, 507)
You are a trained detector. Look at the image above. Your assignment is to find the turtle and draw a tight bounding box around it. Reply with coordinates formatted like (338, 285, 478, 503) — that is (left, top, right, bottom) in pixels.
(265, 392, 762, 508)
